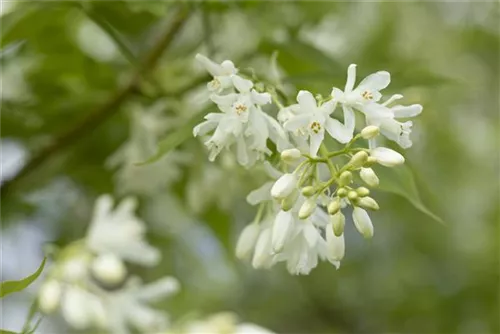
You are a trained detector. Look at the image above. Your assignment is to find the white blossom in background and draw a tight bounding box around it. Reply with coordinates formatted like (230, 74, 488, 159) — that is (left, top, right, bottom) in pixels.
(37, 194, 178, 334)
(195, 53, 237, 93)
(165, 312, 275, 334)
(107, 103, 188, 195)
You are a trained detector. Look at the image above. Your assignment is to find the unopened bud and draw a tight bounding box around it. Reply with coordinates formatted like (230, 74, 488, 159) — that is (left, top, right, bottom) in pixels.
(281, 148, 301, 163)
(364, 156, 378, 167)
(281, 189, 299, 211)
(337, 188, 348, 197)
(352, 207, 374, 239)
(357, 196, 380, 211)
(347, 190, 358, 202)
(271, 173, 297, 199)
(338, 171, 353, 186)
(298, 198, 317, 219)
(301, 186, 316, 197)
(331, 212, 345, 237)
(327, 199, 341, 215)
(91, 253, 127, 285)
(360, 125, 379, 139)
(370, 147, 404, 167)
(356, 187, 370, 197)
(360, 167, 379, 187)
(38, 280, 61, 314)
(349, 151, 369, 168)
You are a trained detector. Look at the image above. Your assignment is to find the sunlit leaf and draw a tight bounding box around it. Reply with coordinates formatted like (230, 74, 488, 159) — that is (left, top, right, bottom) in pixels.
(374, 165, 444, 225)
(0, 258, 46, 298)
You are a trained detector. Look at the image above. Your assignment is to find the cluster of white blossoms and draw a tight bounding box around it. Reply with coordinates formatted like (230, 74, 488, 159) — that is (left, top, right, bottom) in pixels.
(194, 55, 422, 275)
(37, 195, 179, 334)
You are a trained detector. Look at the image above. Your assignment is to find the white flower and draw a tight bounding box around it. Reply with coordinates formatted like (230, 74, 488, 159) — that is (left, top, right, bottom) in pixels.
(195, 53, 237, 93)
(284, 90, 352, 156)
(235, 223, 261, 260)
(61, 286, 105, 330)
(252, 227, 274, 269)
(194, 75, 287, 166)
(182, 312, 275, 334)
(271, 210, 294, 252)
(325, 223, 345, 261)
(370, 147, 405, 167)
(352, 207, 374, 239)
(86, 195, 160, 266)
(364, 95, 423, 148)
(102, 276, 179, 334)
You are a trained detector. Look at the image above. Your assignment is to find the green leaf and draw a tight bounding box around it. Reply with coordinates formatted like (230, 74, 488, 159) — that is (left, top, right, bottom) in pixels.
(374, 165, 444, 225)
(136, 113, 205, 166)
(0, 258, 46, 298)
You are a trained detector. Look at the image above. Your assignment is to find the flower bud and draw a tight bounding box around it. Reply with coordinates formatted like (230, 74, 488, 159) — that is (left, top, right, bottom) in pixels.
(91, 253, 127, 285)
(370, 147, 404, 167)
(301, 186, 316, 197)
(252, 228, 273, 269)
(281, 148, 301, 163)
(271, 173, 297, 199)
(298, 198, 317, 219)
(326, 222, 345, 261)
(363, 156, 378, 167)
(360, 125, 380, 139)
(360, 167, 379, 187)
(349, 151, 369, 168)
(356, 187, 370, 197)
(357, 196, 380, 211)
(352, 207, 374, 239)
(347, 190, 358, 202)
(272, 210, 293, 252)
(331, 211, 345, 237)
(337, 188, 348, 197)
(281, 189, 299, 211)
(338, 171, 353, 186)
(38, 280, 62, 314)
(327, 199, 341, 215)
(235, 223, 260, 260)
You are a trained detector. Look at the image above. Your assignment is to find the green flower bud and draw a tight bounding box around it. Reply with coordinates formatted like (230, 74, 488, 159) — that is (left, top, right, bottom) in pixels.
(347, 190, 358, 202)
(281, 148, 301, 163)
(298, 198, 317, 219)
(349, 151, 369, 168)
(360, 125, 380, 139)
(337, 188, 348, 197)
(356, 187, 370, 197)
(281, 189, 299, 211)
(331, 212, 345, 237)
(327, 198, 341, 215)
(338, 171, 353, 186)
(357, 196, 380, 211)
(301, 186, 316, 197)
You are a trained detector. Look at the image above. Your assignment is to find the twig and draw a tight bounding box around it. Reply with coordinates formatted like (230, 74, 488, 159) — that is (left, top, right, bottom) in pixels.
(1, 5, 190, 197)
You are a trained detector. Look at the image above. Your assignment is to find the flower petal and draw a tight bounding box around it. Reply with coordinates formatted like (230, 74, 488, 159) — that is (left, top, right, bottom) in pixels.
(195, 53, 224, 77)
(358, 71, 391, 91)
(309, 130, 324, 157)
(251, 90, 271, 105)
(345, 64, 357, 92)
(297, 90, 317, 112)
(284, 114, 310, 132)
(319, 99, 337, 115)
(392, 104, 423, 118)
(231, 75, 253, 93)
(246, 182, 273, 205)
(325, 117, 352, 144)
(210, 93, 238, 107)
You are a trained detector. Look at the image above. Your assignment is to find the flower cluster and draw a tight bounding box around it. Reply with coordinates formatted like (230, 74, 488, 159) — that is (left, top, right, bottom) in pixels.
(194, 55, 423, 275)
(37, 195, 179, 334)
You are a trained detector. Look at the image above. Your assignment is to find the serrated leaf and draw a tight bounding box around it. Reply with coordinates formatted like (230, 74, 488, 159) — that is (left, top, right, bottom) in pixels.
(0, 258, 46, 298)
(136, 113, 205, 166)
(374, 165, 444, 225)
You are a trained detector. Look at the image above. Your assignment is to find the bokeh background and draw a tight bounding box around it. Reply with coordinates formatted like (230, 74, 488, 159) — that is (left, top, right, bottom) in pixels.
(1, 1, 499, 333)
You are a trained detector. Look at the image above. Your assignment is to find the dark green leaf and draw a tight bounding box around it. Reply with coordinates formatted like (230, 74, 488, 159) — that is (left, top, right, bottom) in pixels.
(0, 258, 46, 298)
(374, 165, 444, 225)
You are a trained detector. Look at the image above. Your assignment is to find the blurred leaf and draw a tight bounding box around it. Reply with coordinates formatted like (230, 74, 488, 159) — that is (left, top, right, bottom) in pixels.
(0, 258, 46, 298)
(137, 113, 205, 166)
(1, 330, 18, 334)
(374, 165, 444, 224)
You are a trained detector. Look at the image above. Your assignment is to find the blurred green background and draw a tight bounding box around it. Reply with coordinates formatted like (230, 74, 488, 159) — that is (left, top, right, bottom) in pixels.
(1, 1, 499, 333)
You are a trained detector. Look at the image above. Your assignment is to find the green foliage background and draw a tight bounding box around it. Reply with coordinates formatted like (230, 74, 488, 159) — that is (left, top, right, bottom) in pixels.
(1, 1, 499, 333)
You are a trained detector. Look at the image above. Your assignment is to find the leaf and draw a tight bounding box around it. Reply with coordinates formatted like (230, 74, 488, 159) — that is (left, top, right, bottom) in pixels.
(1, 330, 18, 334)
(0, 258, 46, 298)
(374, 165, 444, 225)
(136, 113, 205, 166)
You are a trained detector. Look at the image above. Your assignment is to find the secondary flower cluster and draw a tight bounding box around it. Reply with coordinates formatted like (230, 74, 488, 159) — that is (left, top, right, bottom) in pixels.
(37, 195, 179, 334)
(194, 54, 423, 275)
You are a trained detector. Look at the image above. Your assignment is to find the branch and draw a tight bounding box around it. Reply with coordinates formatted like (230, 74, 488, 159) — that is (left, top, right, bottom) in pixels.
(1, 5, 190, 197)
